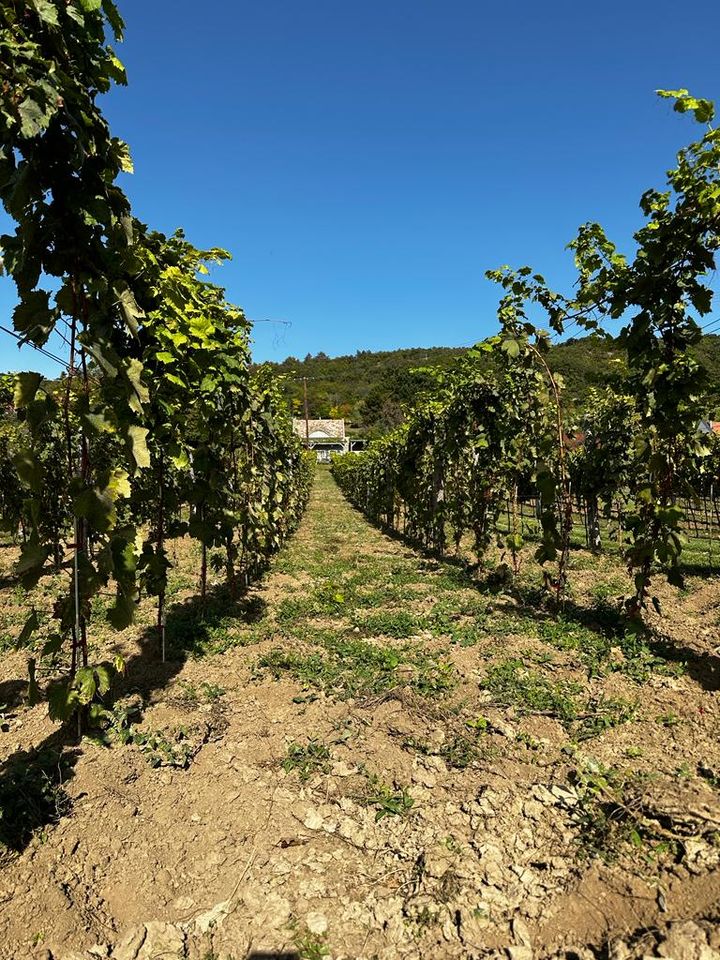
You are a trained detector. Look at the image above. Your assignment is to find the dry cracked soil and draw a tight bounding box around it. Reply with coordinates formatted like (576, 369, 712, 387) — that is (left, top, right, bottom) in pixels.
(1, 466, 720, 960)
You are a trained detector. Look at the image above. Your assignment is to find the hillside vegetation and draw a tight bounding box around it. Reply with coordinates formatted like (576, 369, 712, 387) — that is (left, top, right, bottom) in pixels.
(267, 333, 720, 435)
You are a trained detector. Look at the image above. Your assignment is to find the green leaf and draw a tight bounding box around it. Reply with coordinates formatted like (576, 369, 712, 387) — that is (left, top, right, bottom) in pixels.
(171, 449, 190, 470)
(48, 681, 80, 722)
(74, 486, 116, 533)
(690, 287, 712, 316)
(107, 591, 135, 629)
(41, 634, 64, 656)
(501, 339, 520, 358)
(15, 610, 40, 650)
(13, 372, 43, 408)
(18, 98, 51, 139)
(83, 411, 116, 435)
(102, 0, 125, 39)
(114, 283, 144, 335)
(95, 663, 113, 696)
(30, 0, 60, 25)
(657, 88, 715, 123)
(28, 658, 40, 706)
(126, 359, 149, 414)
(74, 667, 97, 704)
(15, 541, 48, 577)
(107, 468, 131, 500)
(188, 519, 215, 544)
(88, 339, 120, 378)
(13, 449, 43, 491)
(106, 53, 128, 86)
(127, 424, 150, 471)
(13, 291, 55, 345)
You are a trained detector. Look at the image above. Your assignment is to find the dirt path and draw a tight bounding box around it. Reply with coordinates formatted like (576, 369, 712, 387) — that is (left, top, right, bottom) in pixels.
(1, 468, 719, 959)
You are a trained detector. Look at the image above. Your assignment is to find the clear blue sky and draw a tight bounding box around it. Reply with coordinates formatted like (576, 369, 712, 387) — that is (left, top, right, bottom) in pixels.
(2, 0, 720, 375)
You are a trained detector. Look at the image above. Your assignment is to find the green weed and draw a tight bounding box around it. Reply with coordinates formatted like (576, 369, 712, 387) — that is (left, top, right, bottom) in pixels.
(404, 718, 491, 769)
(133, 727, 196, 768)
(525, 611, 684, 684)
(575, 696, 637, 741)
(294, 931, 329, 960)
(166, 595, 267, 658)
(361, 773, 415, 820)
(482, 658, 581, 722)
(258, 633, 454, 700)
(178, 680, 225, 704)
(353, 609, 421, 638)
(567, 760, 656, 862)
(483, 659, 635, 739)
(0, 749, 74, 852)
(282, 739, 332, 782)
(93, 702, 198, 768)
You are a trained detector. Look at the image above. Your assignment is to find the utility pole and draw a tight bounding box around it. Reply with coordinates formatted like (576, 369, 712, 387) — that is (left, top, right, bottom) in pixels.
(303, 376, 310, 447)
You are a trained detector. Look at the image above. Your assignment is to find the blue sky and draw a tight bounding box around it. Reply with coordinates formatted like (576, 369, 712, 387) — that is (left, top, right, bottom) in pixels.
(2, 0, 720, 374)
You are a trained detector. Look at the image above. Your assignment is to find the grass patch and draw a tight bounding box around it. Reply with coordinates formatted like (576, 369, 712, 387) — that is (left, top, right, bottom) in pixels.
(353, 609, 421, 638)
(575, 696, 637, 741)
(431, 566, 475, 591)
(503, 611, 686, 684)
(483, 658, 582, 722)
(275, 566, 424, 623)
(258, 633, 455, 700)
(132, 727, 197, 768)
(92, 702, 201, 768)
(424, 596, 490, 646)
(293, 928, 330, 960)
(166, 594, 268, 657)
(276, 588, 348, 624)
(482, 658, 636, 739)
(404, 726, 492, 769)
(566, 761, 661, 862)
(177, 680, 225, 704)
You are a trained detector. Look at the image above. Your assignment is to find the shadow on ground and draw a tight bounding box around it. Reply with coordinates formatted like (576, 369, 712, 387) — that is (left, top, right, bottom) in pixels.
(349, 497, 720, 693)
(0, 679, 27, 710)
(0, 582, 269, 854)
(503, 585, 720, 692)
(0, 744, 80, 853)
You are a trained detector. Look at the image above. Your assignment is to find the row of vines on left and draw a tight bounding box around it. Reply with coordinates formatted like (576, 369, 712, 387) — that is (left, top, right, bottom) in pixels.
(0, 0, 312, 724)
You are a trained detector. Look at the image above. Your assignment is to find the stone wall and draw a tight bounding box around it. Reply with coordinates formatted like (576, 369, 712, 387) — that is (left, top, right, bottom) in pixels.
(292, 418, 346, 440)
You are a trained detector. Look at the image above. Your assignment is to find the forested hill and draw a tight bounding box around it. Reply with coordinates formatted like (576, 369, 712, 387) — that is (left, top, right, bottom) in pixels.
(263, 334, 720, 437)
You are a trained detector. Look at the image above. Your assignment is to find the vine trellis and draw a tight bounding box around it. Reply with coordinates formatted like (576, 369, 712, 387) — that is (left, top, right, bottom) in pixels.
(0, 0, 312, 724)
(333, 89, 720, 621)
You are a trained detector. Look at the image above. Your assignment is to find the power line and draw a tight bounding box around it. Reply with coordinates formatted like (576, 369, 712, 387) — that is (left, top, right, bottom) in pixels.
(0, 324, 69, 369)
(700, 316, 720, 332)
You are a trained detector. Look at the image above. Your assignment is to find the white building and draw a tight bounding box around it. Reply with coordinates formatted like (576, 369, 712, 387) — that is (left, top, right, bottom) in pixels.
(292, 418, 366, 462)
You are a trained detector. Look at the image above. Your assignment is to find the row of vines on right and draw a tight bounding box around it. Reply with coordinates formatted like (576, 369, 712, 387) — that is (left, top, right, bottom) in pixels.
(333, 89, 720, 623)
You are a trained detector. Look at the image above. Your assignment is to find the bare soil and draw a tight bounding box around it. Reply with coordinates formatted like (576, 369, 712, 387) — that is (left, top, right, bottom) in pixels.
(1, 467, 719, 960)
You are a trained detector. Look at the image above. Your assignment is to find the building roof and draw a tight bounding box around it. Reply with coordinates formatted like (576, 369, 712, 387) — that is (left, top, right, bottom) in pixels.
(699, 419, 720, 435)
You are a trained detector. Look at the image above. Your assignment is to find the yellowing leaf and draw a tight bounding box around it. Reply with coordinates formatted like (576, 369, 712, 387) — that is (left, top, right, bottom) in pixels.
(127, 424, 150, 471)
(107, 468, 131, 500)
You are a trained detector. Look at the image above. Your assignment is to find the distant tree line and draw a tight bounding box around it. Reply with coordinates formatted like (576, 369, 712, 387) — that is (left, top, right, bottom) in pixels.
(261, 334, 720, 437)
